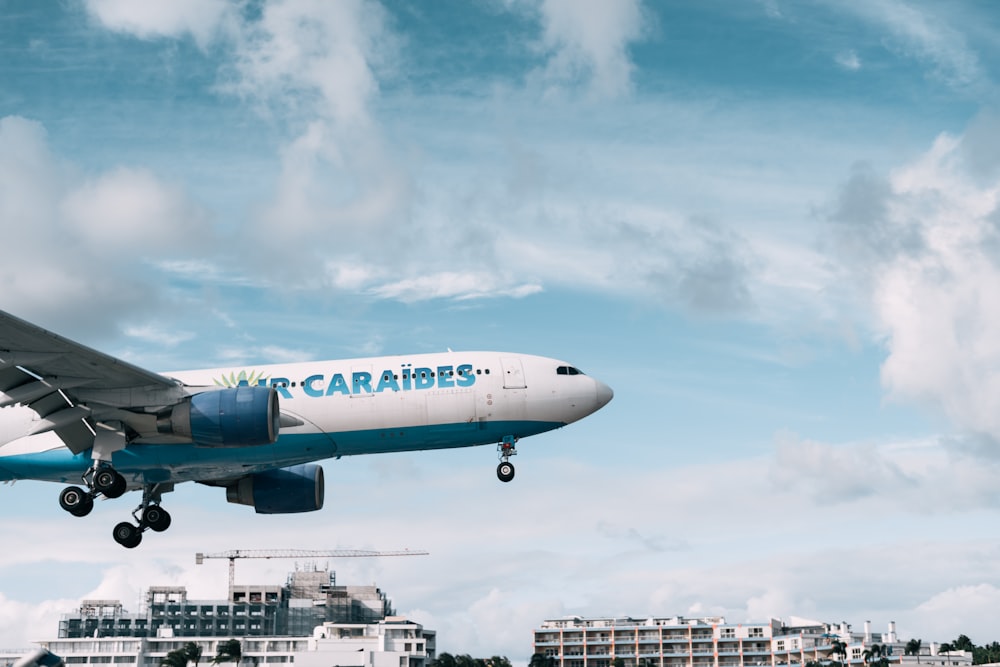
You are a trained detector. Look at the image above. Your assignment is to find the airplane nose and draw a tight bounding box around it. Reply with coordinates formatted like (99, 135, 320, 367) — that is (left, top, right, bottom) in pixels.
(595, 380, 614, 409)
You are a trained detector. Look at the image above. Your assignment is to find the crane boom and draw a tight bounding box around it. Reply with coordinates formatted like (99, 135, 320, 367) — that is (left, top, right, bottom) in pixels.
(195, 548, 429, 589)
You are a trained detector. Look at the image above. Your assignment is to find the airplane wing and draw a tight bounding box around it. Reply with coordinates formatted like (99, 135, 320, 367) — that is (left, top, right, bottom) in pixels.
(0, 309, 180, 454)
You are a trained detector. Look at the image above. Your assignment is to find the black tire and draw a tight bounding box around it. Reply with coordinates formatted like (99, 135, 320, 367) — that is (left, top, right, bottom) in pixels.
(497, 461, 515, 483)
(143, 506, 171, 533)
(59, 486, 93, 517)
(95, 469, 127, 499)
(76, 494, 95, 517)
(112, 522, 142, 549)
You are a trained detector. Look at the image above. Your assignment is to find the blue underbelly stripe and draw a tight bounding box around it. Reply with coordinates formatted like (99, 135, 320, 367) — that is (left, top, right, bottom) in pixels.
(0, 420, 564, 485)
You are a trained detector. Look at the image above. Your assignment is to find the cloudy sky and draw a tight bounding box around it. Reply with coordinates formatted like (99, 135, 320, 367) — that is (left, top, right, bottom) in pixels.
(3, 0, 1000, 659)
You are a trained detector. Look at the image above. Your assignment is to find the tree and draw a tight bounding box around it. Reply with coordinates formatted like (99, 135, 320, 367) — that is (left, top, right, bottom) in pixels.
(432, 654, 458, 667)
(954, 637, 975, 653)
(905, 639, 922, 664)
(213, 639, 242, 666)
(864, 644, 889, 667)
(162, 649, 190, 667)
(832, 640, 848, 665)
(973, 641, 1000, 665)
(184, 643, 203, 667)
(939, 643, 955, 661)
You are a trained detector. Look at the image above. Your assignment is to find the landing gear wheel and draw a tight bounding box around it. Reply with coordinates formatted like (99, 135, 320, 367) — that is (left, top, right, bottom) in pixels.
(59, 486, 94, 517)
(94, 468, 127, 498)
(497, 461, 515, 483)
(142, 505, 171, 532)
(112, 522, 142, 549)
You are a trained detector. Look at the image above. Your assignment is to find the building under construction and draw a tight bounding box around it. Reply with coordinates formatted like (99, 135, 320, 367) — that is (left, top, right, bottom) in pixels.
(59, 566, 394, 639)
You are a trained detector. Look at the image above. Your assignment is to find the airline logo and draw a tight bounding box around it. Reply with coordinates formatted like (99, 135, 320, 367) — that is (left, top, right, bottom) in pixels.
(215, 363, 482, 399)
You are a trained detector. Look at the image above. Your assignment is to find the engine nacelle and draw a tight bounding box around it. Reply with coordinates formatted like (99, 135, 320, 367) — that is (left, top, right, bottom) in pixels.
(225, 463, 325, 514)
(158, 386, 279, 447)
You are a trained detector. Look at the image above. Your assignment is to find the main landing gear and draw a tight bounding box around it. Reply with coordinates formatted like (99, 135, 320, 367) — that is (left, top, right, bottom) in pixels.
(112, 484, 172, 549)
(57, 463, 127, 518)
(58, 464, 173, 549)
(496, 435, 518, 483)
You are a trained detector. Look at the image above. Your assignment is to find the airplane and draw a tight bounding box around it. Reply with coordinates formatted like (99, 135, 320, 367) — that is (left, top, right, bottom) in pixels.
(0, 309, 613, 548)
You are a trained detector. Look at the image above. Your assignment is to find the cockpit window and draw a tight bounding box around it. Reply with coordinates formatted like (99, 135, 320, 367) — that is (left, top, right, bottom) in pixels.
(556, 365, 584, 376)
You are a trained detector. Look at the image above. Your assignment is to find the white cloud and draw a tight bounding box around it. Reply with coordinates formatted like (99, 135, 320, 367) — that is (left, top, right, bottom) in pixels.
(0, 594, 79, 647)
(771, 432, 1000, 513)
(227, 0, 395, 128)
(370, 272, 543, 303)
(124, 325, 196, 348)
(531, 0, 647, 99)
(842, 0, 985, 91)
(910, 584, 1000, 641)
(61, 167, 211, 253)
(771, 433, 916, 504)
(84, 0, 235, 49)
(0, 116, 222, 338)
(859, 132, 1000, 441)
(835, 49, 862, 71)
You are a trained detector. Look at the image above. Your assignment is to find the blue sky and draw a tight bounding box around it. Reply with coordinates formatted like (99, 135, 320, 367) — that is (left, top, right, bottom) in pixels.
(3, 0, 1000, 659)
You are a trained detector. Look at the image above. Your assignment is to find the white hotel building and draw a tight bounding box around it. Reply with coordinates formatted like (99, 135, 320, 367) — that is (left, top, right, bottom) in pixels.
(0, 568, 434, 667)
(532, 617, 972, 667)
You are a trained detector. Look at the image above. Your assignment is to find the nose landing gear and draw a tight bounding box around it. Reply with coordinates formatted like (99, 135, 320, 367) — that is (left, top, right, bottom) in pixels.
(496, 435, 518, 482)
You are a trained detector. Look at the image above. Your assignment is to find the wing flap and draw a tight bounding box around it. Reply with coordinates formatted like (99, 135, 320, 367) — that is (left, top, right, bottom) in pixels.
(0, 309, 183, 455)
(0, 310, 176, 390)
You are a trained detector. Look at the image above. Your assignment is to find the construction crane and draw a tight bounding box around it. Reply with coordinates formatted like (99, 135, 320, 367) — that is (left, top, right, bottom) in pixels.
(195, 549, 429, 589)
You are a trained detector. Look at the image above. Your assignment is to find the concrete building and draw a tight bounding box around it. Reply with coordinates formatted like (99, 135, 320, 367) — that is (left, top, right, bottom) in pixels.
(2, 567, 434, 667)
(33, 616, 434, 667)
(59, 566, 393, 638)
(532, 617, 972, 667)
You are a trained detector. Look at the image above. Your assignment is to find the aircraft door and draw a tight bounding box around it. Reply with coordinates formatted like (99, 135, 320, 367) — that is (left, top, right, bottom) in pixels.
(501, 357, 526, 389)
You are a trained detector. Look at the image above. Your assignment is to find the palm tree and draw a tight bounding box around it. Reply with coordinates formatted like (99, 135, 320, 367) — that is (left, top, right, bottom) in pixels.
(183, 643, 203, 667)
(162, 649, 190, 667)
(905, 639, 922, 664)
(864, 644, 888, 667)
(832, 640, 848, 666)
(953, 637, 974, 653)
(213, 639, 242, 666)
(938, 644, 954, 664)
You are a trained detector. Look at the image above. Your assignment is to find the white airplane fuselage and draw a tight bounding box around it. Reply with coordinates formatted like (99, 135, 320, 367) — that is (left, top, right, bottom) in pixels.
(0, 351, 613, 486)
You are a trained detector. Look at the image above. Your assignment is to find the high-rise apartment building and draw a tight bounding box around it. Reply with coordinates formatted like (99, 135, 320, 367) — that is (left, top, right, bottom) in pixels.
(532, 616, 971, 667)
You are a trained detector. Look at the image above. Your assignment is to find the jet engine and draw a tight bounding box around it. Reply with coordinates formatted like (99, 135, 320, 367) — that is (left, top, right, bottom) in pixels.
(225, 463, 325, 514)
(157, 385, 279, 447)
